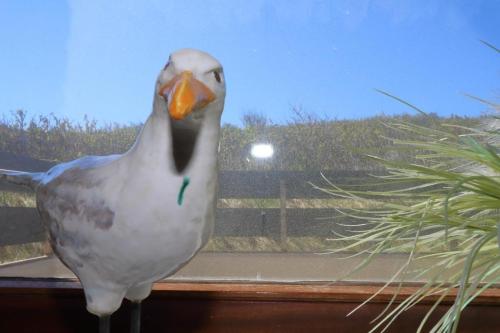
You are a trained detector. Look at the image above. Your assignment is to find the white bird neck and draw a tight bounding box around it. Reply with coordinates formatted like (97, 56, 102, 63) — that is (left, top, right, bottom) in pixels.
(186, 105, 222, 176)
(125, 96, 221, 178)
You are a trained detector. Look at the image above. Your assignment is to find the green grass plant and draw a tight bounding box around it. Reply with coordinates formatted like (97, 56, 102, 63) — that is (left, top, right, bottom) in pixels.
(318, 110, 500, 332)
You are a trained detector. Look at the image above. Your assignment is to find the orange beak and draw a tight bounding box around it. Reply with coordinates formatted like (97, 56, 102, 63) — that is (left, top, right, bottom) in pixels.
(159, 71, 216, 120)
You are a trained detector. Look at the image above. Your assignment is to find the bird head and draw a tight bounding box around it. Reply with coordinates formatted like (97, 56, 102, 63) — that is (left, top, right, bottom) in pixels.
(154, 49, 225, 173)
(156, 49, 226, 124)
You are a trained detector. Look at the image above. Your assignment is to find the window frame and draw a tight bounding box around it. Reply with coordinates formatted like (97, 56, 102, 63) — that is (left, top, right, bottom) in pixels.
(1, 278, 499, 332)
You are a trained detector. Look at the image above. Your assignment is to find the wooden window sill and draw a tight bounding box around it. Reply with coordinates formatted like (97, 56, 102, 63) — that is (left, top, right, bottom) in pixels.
(1, 278, 499, 332)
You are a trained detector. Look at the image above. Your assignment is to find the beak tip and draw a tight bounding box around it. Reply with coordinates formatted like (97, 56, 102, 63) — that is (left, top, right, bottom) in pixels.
(159, 71, 216, 120)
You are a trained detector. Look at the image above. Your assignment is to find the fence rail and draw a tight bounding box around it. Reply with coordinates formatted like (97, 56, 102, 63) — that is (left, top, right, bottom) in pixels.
(1, 206, 359, 247)
(0, 207, 44, 246)
(0, 153, 373, 248)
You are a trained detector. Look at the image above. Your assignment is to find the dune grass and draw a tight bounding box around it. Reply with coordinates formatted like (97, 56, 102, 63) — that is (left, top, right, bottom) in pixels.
(318, 111, 500, 332)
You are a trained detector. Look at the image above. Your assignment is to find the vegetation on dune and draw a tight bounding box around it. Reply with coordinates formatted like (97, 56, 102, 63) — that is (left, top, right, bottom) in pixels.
(0, 108, 480, 171)
(0, 110, 141, 162)
(221, 108, 480, 171)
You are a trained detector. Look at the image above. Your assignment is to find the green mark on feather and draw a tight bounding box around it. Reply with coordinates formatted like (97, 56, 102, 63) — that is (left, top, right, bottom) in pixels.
(177, 176, 190, 206)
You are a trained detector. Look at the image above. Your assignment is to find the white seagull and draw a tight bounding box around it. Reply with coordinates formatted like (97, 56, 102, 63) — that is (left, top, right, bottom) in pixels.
(0, 48, 226, 332)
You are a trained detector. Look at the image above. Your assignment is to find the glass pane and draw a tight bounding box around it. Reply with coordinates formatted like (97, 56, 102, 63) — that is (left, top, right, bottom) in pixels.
(0, 1, 498, 284)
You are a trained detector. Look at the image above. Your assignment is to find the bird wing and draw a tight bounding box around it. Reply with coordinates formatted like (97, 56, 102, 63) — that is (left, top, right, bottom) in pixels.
(38, 154, 121, 223)
(37, 155, 121, 256)
(0, 169, 44, 190)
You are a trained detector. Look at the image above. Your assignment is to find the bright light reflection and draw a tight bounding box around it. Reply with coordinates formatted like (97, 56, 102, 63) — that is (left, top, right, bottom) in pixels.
(250, 144, 274, 159)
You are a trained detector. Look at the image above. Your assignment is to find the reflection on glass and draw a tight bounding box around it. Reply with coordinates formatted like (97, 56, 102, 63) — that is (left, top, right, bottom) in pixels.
(250, 143, 274, 159)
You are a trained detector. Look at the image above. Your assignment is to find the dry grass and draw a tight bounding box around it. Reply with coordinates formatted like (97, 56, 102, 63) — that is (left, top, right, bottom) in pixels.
(4, 193, 382, 210)
(203, 236, 334, 252)
(0, 242, 46, 265)
(0, 191, 35, 207)
(218, 198, 386, 209)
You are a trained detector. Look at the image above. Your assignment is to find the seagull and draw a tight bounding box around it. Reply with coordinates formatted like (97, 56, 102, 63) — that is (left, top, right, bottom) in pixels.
(0, 48, 226, 332)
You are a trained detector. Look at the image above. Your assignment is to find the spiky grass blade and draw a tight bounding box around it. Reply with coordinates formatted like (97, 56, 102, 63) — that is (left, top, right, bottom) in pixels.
(319, 118, 500, 332)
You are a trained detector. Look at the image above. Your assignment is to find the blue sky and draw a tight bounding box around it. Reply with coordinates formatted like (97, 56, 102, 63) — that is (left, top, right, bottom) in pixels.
(0, 0, 498, 126)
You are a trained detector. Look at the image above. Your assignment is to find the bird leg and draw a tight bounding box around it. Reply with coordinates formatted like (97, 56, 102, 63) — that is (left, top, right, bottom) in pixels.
(130, 301, 142, 333)
(99, 315, 111, 333)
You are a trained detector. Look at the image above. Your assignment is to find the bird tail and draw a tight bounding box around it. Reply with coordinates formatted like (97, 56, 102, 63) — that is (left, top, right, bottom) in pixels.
(0, 169, 43, 190)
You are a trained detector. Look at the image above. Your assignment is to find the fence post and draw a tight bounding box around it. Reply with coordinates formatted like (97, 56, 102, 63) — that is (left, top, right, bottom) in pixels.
(279, 179, 287, 252)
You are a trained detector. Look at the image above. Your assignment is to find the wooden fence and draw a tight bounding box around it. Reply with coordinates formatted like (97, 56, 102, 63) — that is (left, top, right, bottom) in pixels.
(0, 153, 375, 249)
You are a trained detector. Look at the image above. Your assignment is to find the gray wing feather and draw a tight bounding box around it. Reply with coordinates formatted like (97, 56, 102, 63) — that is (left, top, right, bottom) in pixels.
(0, 169, 44, 190)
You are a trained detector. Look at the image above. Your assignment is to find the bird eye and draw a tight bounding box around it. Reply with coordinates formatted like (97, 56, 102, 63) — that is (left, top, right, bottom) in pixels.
(213, 71, 222, 83)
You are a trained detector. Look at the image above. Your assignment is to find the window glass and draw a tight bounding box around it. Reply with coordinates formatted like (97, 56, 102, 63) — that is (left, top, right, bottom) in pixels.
(0, 0, 498, 282)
